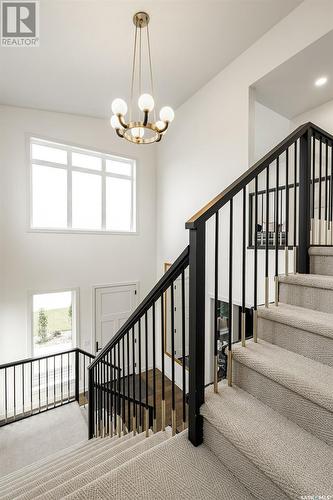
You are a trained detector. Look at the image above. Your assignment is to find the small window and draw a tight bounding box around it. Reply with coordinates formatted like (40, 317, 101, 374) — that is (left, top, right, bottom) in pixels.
(30, 138, 136, 233)
(32, 291, 76, 357)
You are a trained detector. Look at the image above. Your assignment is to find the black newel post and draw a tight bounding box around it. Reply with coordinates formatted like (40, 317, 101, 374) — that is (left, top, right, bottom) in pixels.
(75, 350, 80, 403)
(298, 130, 311, 273)
(188, 223, 205, 446)
(88, 367, 94, 439)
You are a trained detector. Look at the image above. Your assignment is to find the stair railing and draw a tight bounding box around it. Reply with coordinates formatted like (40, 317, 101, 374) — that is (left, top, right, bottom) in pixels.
(0, 348, 94, 426)
(186, 121, 333, 446)
(88, 247, 190, 439)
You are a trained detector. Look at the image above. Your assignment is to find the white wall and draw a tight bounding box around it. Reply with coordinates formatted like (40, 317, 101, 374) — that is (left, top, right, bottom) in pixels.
(253, 100, 291, 163)
(156, 0, 333, 384)
(0, 105, 157, 364)
(291, 97, 333, 134)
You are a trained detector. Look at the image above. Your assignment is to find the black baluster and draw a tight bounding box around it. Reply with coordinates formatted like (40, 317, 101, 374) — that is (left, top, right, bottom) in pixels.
(31, 361, 33, 414)
(145, 311, 149, 436)
(22, 363, 25, 416)
(103, 354, 107, 436)
(160, 296, 165, 431)
(265, 165, 270, 306)
(285, 149, 290, 274)
(53, 356, 56, 408)
(214, 211, 219, 391)
(228, 199, 233, 386)
(117, 342, 121, 436)
(171, 282, 176, 435)
(127, 332, 131, 433)
(46, 358, 48, 409)
(122, 336, 125, 434)
(325, 139, 329, 244)
(253, 176, 258, 342)
(275, 157, 279, 306)
(152, 302, 156, 433)
(5, 368, 8, 423)
(181, 269, 186, 430)
(294, 141, 298, 271)
(312, 136, 316, 244)
(132, 326, 136, 434)
(83, 354, 86, 408)
(68, 352, 70, 402)
(330, 143, 333, 245)
(38, 359, 40, 412)
(60, 354, 63, 405)
(242, 187, 247, 344)
(138, 318, 142, 433)
(319, 137, 323, 244)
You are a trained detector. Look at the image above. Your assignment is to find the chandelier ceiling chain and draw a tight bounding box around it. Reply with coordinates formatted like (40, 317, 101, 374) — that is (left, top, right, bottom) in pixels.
(110, 12, 175, 145)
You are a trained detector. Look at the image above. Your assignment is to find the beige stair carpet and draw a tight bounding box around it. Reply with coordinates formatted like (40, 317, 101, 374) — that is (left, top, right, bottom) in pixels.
(201, 383, 333, 499)
(66, 431, 254, 500)
(257, 303, 333, 366)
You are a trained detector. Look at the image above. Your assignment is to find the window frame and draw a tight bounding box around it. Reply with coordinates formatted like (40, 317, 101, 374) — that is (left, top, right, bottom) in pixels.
(28, 287, 80, 358)
(28, 136, 137, 235)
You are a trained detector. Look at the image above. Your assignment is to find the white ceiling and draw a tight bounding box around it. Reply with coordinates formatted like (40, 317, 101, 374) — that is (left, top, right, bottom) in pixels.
(0, 0, 301, 119)
(254, 29, 333, 119)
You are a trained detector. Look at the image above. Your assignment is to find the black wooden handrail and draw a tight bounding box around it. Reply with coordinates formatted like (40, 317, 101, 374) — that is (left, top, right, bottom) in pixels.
(0, 347, 94, 370)
(185, 122, 333, 229)
(89, 245, 190, 369)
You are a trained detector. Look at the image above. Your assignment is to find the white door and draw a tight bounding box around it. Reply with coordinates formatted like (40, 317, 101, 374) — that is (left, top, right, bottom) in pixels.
(95, 284, 137, 353)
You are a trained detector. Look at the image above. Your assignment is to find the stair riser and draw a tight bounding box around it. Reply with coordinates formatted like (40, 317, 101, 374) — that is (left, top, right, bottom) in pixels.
(310, 255, 333, 276)
(258, 317, 333, 367)
(279, 282, 333, 314)
(233, 361, 333, 447)
(203, 420, 287, 500)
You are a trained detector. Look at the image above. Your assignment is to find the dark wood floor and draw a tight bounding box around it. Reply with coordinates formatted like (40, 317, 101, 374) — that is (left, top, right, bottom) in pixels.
(81, 368, 187, 434)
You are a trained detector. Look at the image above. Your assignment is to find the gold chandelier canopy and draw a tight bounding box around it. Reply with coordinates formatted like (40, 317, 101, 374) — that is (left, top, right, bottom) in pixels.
(110, 12, 174, 145)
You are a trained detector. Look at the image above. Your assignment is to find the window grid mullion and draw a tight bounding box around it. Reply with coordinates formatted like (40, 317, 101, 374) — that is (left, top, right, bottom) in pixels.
(67, 149, 72, 229)
(102, 159, 106, 230)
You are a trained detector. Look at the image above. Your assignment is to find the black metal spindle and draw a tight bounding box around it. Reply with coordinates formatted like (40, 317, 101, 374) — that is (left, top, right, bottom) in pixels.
(294, 142, 298, 270)
(83, 355, 86, 407)
(38, 359, 40, 412)
(138, 318, 142, 432)
(228, 199, 233, 386)
(214, 211, 219, 391)
(60, 354, 63, 405)
(275, 157, 279, 306)
(5, 368, 8, 422)
(104, 354, 107, 435)
(241, 187, 246, 345)
(132, 326, 136, 433)
(181, 270, 186, 428)
(171, 282, 176, 435)
(117, 342, 121, 436)
(330, 144, 333, 244)
(152, 302, 156, 433)
(145, 311, 149, 436)
(112, 348, 116, 435)
(325, 139, 329, 243)
(67, 352, 70, 402)
(319, 137, 323, 243)
(312, 136, 316, 241)
(127, 332, 130, 433)
(160, 295, 165, 431)
(285, 148, 289, 274)
(122, 336, 125, 433)
(53, 356, 56, 408)
(22, 363, 25, 415)
(265, 165, 270, 306)
(253, 176, 258, 342)
(46, 358, 48, 409)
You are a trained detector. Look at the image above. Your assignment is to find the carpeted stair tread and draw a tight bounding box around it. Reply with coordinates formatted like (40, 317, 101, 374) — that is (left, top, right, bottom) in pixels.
(258, 303, 333, 339)
(201, 383, 333, 498)
(66, 431, 254, 500)
(12, 431, 156, 500)
(232, 340, 333, 413)
(309, 246, 333, 256)
(278, 273, 333, 289)
(34, 430, 172, 500)
(0, 433, 133, 497)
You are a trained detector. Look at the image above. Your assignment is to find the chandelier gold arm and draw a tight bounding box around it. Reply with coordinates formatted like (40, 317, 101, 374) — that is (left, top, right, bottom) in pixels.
(117, 114, 128, 129)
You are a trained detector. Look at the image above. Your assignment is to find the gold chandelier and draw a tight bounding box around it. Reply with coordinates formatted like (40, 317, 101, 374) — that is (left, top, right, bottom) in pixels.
(110, 12, 174, 145)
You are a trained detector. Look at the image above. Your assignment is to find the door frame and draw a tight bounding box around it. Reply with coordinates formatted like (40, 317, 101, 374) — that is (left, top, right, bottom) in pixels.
(92, 281, 139, 355)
